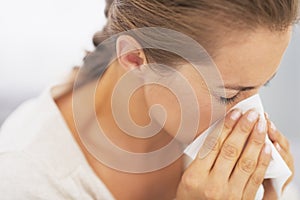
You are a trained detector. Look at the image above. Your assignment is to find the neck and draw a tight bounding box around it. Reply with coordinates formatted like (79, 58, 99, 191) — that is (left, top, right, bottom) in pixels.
(54, 62, 186, 200)
(94, 61, 176, 153)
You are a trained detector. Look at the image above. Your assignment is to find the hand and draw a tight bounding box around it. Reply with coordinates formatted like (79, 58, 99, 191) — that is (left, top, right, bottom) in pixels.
(265, 113, 294, 190)
(176, 109, 272, 200)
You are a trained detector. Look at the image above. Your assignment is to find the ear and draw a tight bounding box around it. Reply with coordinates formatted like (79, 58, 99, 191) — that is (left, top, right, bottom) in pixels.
(116, 35, 147, 71)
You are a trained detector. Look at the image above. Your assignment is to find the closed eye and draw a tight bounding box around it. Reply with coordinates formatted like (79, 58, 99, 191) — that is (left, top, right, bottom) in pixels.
(218, 80, 272, 105)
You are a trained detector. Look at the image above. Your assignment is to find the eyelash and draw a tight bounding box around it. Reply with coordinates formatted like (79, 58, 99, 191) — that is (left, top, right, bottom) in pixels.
(218, 82, 271, 105)
(219, 92, 241, 105)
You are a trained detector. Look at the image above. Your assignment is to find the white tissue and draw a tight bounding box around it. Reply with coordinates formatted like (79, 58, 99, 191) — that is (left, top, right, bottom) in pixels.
(183, 94, 291, 199)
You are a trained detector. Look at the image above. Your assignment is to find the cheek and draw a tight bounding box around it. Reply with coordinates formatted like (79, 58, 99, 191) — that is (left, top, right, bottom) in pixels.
(144, 84, 181, 137)
(144, 83, 215, 141)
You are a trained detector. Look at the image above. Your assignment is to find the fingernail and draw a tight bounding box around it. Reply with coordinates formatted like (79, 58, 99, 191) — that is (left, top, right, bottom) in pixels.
(270, 121, 276, 132)
(275, 143, 281, 151)
(264, 144, 272, 154)
(257, 117, 266, 133)
(247, 110, 259, 122)
(230, 109, 242, 121)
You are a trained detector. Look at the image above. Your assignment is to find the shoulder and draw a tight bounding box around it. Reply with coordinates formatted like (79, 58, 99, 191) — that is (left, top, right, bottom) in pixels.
(0, 67, 79, 149)
(0, 86, 115, 200)
(0, 86, 83, 173)
(0, 151, 68, 199)
(0, 96, 40, 152)
(0, 92, 69, 199)
(0, 78, 115, 199)
(0, 76, 74, 153)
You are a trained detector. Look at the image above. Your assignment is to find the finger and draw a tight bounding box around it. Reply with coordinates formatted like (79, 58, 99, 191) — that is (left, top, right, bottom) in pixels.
(264, 114, 276, 142)
(243, 143, 272, 200)
(274, 142, 288, 161)
(265, 114, 294, 190)
(267, 120, 290, 152)
(193, 109, 242, 173)
(275, 142, 295, 185)
(274, 130, 289, 152)
(266, 118, 277, 142)
(229, 117, 267, 191)
(275, 142, 294, 168)
(265, 113, 276, 142)
(211, 110, 259, 181)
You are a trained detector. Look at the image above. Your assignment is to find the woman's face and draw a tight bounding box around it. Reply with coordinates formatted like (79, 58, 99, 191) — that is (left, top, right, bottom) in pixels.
(143, 28, 292, 141)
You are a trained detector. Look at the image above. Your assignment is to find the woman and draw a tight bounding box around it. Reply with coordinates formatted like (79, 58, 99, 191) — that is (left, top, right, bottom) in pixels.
(0, 0, 298, 199)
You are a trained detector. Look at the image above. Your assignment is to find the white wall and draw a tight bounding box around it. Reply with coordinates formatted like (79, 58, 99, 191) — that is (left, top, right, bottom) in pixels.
(0, 0, 105, 94)
(260, 25, 300, 188)
(0, 0, 105, 120)
(261, 25, 300, 135)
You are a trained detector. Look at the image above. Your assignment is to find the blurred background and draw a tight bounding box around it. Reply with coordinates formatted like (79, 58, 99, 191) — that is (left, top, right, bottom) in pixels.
(0, 0, 299, 194)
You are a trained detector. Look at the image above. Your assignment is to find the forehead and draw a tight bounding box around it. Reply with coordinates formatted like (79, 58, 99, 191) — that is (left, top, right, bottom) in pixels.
(213, 28, 292, 86)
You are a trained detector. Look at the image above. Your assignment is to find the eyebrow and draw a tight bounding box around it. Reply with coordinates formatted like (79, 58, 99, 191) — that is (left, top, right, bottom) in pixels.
(219, 73, 277, 91)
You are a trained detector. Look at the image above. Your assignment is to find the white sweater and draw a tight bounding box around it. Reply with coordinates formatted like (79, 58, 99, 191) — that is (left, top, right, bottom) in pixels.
(0, 84, 115, 200)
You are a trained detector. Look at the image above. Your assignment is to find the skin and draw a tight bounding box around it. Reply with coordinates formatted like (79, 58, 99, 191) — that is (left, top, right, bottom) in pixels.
(55, 27, 294, 200)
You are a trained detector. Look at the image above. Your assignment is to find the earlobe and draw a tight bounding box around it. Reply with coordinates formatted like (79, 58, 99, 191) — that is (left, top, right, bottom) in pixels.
(116, 35, 146, 71)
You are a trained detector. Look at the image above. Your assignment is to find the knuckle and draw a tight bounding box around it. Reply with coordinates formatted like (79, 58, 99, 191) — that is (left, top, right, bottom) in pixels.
(181, 172, 198, 192)
(251, 173, 264, 186)
(250, 138, 264, 146)
(289, 156, 295, 167)
(204, 136, 219, 152)
(221, 143, 239, 160)
(204, 185, 223, 200)
(239, 158, 256, 174)
(286, 158, 294, 173)
(238, 120, 252, 134)
(284, 139, 290, 149)
(228, 190, 241, 200)
(223, 120, 233, 132)
(260, 155, 271, 168)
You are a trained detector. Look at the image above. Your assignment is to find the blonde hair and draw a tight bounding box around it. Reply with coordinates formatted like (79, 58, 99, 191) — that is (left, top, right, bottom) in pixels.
(80, 0, 299, 84)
